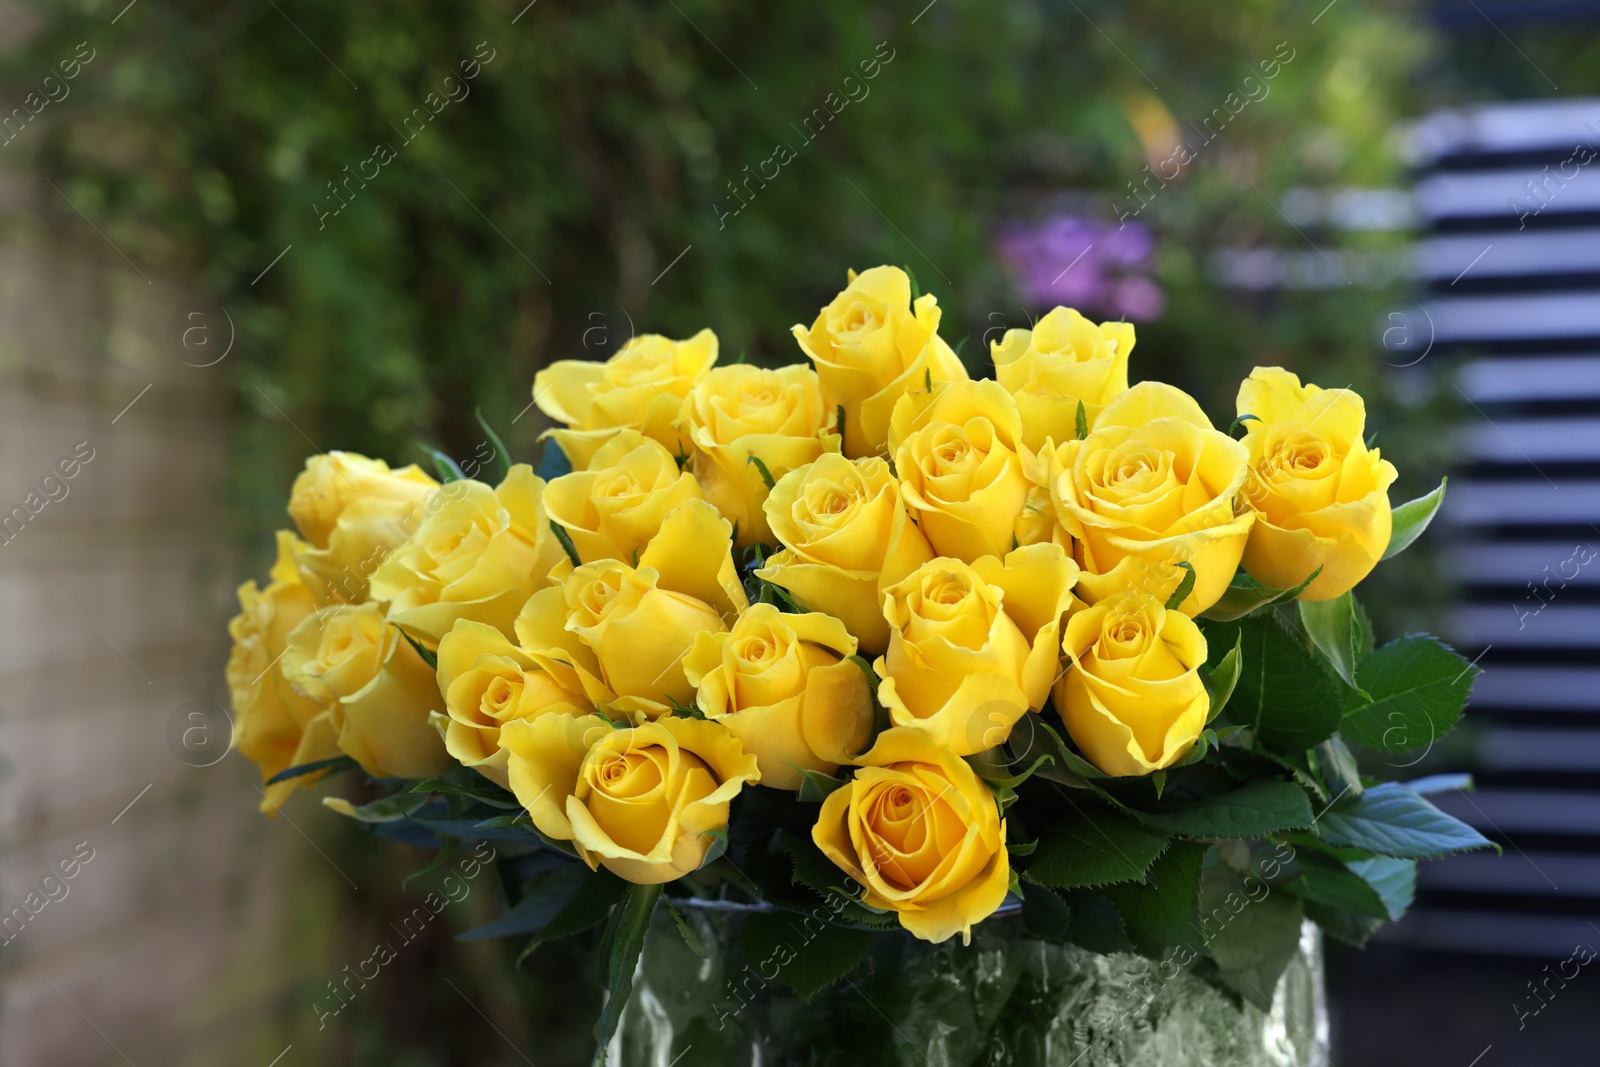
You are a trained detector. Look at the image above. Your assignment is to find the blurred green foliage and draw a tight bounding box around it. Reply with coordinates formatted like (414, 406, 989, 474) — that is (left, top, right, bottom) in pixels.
(5, 2, 1454, 1063)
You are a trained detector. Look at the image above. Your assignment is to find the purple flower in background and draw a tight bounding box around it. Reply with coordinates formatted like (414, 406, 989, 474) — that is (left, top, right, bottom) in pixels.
(996, 215, 1165, 322)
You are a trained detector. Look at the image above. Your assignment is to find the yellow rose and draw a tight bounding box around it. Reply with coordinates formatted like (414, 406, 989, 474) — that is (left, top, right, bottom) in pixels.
(533, 329, 718, 468)
(813, 728, 1009, 944)
(282, 602, 453, 780)
(561, 499, 748, 719)
(682, 604, 873, 790)
(227, 530, 343, 813)
(680, 364, 842, 547)
(877, 545, 1078, 756)
(1035, 382, 1254, 615)
(435, 589, 612, 788)
(1236, 368, 1398, 600)
(1054, 590, 1208, 777)
(288, 452, 439, 604)
(889, 380, 1032, 563)
(370, 464, 565, 647)
(543, 430, 703, 564)
(754, 454, 933, 656)
(501, 713, 760, 884)
(791, 265, 967, 458)
(991, 306, 1134, 452)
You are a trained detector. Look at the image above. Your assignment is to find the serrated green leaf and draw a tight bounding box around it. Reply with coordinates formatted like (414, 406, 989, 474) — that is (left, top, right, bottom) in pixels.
(408, 778, 523, 809)
(459, 863, 590, 941)
(402, 838, 456, 890)
(1341, 635, 1478, 752)
(517, 868, 629, 968)
(265, 754, 357, 786)
(1203, 613, 1343, 751)
(1135, 780, 1315, 839)
(1103, 841, 1209, 956)
(1299, 592, 1362, 690)
(1025, 807, 1170, 889)
(1382, 478, 1446, 560)
(1200, 567, 1322, 623)
(792, 766, 846, 802)
(322, 792, 429, 823)
(1348, 856, 1417, 921)
(1200, 866, 1305, 1010)
(1278, 851, 1390, 920)
(592, 882, 662, 1064)
(1064, 890, 1134, 954)
(1305, 900, 1383, 947)
(1021, 883, 1074, 943)
(663, 897, 709, 960)
(1404, 772, 1473, 795)
(741, 910, 873, 1001)
(1203, 632, 1242, 723)
(1315, 782, 1494, 858)
(1311, 737, 1363, 801)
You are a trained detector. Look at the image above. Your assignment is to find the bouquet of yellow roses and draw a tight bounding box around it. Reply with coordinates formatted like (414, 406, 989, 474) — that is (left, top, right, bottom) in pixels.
(228, 265, 1485, 1061)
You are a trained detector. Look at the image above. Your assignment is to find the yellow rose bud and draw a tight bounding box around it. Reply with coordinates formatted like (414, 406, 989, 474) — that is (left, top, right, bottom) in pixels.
(876, 545, 1078, 756)
(282, 602, 453, 780)
(791, 265, 967, 458)
(370, 464, 566, 647)
(889, 380, 1033, 563)
(562, 499, 748, 719)
(1055, 590, 1209, 777)
(680, 364, 842, 546)
(1037, 382, 1254, 615)
(991, 307, 1133, 453)
(1236, 368, 1398, 600)
(754, 454, 934, 656)
(227, 530, 344, 813)
(288, 452, 440, 604)
(683, 604, 873, 790)
(813, 728, 1009, 944)
(533, 329, 718, 468)
(543, 430, 704, 564)
(502, 714, 760, 885)
(435, 590, 612, 788)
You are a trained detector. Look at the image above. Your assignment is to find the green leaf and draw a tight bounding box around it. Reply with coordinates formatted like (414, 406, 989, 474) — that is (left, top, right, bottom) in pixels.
(1310, 737, 1363, 801)
(1165, 560, 1196, 610)
(777, 830, 898, 928)
(1021, 883, 1074, 943)
(1341, 635, 1478, 752)
(741, 910, 873, 1001)
(419, 443, 465, 483)
(1382, 478, 1446, 560)
(847, 655, 891, 735)
(1315, 781, 1494, 858)
(1020, 717, 1111, 782)
(1063, 890, 1134, 954)
(1404, 772, 1473, 796)
(1200, 867, 1306, 1010)
(402, 839, 456, 890)
(1075, 399, 1089, 440)
(1299, 592, 1362, 690)
(1025, 807, 1170, 889)
(1352, 595, 1376, 659)
(1306, 900, 1384, 947)
(1203, 631, 1242, 723)
(792, 766, 846, 802)
(1136, 781, 1315, 839)
(746, 454, 777, 490)
(516, 868, 629, 967)
(458, 863, 590, 941)
(264, 754, 357, 786)
(1278, 851, 1390, 920)
(473, 407, 512, 483)
(836, 405, 846, 438)
(1203, 613, 1343, 751)
(663, 897, 709, 960)
(967, 751, 1055, 790)
(1228, 413, 1260, 437)
(1348, 856, 1417, 921)
(402, 630, 439, 669)
(905, 264, 921, 302)
(321, 792, 429, 823)
(549, 520, 582, 567)
(1103, 841, 1209, 956)
(592, 882, 662, 1063)
(1201, 567, 1323, 623)
(408, 778, 523, 809)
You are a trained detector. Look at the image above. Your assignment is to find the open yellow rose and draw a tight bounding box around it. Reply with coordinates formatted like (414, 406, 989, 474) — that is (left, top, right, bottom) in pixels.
(281, 602, 453, 780)
(533, 329, 718, 468)
(560, 499, 748, 719)
(754, 454, 933, 656)
(683, 604, 872, 790)
(543, 430, 703, 564)
(1054, 590, 1209, 777)
(889, 380, 1032, 563)
(227, 530, 344, 813)
(680, 364, 841, 546)
(992, 307, 1133, 452)
(435, 589, 611, 788)
(1034, 382, 1254, 615)
(502, 713, 760, 884)
(370, 464, 565, 648)
(877, 545, 1078, 756)
(287, 452, 439, 604)
(813, 728, 1009, 944)
(1236, 368, 1398, 600)
(792, 266, 967, 458)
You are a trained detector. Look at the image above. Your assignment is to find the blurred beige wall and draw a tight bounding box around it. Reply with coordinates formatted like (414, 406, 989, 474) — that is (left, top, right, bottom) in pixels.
(0, 10, 306, 1062)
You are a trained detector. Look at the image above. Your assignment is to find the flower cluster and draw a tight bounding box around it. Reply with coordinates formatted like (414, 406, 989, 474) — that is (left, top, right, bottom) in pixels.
(229, 264, 1436, 955)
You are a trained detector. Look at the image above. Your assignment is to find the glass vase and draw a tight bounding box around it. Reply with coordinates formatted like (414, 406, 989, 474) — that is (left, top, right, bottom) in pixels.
(609, 900, 1328, 1067)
